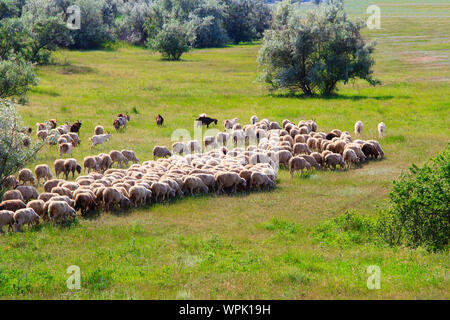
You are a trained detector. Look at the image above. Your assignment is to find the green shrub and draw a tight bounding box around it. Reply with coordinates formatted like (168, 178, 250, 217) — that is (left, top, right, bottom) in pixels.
(0, 56, 39, 99)
(0, 99, 43, 194)
(147, 21, 190, 61)
(377, 146, 450, 251)
(258, 0, 379, 96)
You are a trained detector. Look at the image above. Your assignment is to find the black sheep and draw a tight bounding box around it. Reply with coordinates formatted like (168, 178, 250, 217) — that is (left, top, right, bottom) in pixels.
(196, 116, 218, 128)
(156, 114, 164, 126)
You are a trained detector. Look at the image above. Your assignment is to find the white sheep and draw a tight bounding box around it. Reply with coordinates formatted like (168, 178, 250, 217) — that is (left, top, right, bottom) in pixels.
(378, 122, 386, 138)
(354, 121, 363, 136)
(90, 133, 111, 149)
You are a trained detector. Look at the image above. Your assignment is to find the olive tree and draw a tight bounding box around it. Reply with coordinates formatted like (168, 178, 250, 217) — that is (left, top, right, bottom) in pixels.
(0, 56, 38, 100)
(147, 20, 190, 60)
(258, 0, 379, 96)
(0, 99, 42, 194)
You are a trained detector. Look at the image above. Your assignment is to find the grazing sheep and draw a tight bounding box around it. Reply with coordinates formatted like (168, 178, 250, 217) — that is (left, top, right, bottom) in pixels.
(362, 142, 379, 160)
(18, 169, 35, 186)
(110, 150, 128, 167)
(48, 201, 76, 224)
(74, 193, 96, 216)
(354, 121, 363, 135)
(183, 176, 208, 196)
(275, 150, 293, 167)
(83, 156, 100, 173)
(250, 172, 274, 191)
(0, 210, 14, 233)
(13, 208, 40, 232)
(343, 148, 359, 168)
(15, 186, 39, 202)
(300, 155, 321, 170)
(27, 200, 45, 217)
(324, 153, 345, 170)
(44, 179, 63, 193)
(38, 192, 58, 203)
(2, 176, 18, 190)
(122, 150, 139, 163)
(54, 159, 66, 178)
(289, 157, 311, 177)
(59, 142, 73, 157)
(2, 190, 24, 202)
(128, 186, 149, 207)
(378, 122, 386, 138)
(63, 158, 81, 179)
(97, 153, 112, 171)
(368, 140, 385, 159)
(214, 172, 246, 194)
(153, 146, 172, 159)
(90, 133, 111, 149)
(103, 187, 131, 211)
(51, 186, 73, 199)
(310, 152, 323, 166)
(0, 199, 27, 212)
(68, 132, 81, 146)
(150, 182, 174, 202)
(34, 164, 53, 185)
(293, 143, 312, 156)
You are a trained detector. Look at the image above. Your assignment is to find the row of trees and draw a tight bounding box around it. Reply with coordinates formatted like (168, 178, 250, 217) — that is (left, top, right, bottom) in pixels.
(0, 0, 273, 99)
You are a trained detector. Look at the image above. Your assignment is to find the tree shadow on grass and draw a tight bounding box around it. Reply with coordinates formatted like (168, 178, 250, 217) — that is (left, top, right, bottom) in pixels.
(269, 92, 408, 101)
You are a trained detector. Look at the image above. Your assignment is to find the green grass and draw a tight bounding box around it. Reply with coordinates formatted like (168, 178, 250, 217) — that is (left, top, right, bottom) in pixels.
(1, 0, 449, 299)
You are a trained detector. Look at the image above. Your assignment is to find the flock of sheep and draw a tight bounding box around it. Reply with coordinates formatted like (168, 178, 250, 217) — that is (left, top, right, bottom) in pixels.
(0, 114, 385, 234)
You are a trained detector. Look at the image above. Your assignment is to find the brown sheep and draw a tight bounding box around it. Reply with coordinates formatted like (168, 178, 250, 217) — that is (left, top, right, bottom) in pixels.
(54, 159, 65, 178)
(250, 172, 274, 191)
(74, 193, 96, 216)
(0, 210, 14, 233)
(83, 156, 100, 173)
(27, 200, 45, 217)
(153, 146, 172, 159)
(343, 148, 359, 169)
(0, 199, 27, 212)
(15, 186, 39, 202)
(18, 169, 35, 186)
(362, 142, 380, 160)
(34, 164, 53, 185)
(44, 179, 63, 193)
(300, 155, 321, 170)
(324, 153, 345, 170)
(51, 186, 73, 199)
(289, 157, 311, 178)
(38, 192, 59, 203)
(103, 187, 131, 211)
(2, 175, 18, 190)
(121, 150, 139, 163)
(2, 190, 24, 202)
(214, 172, 246, 194)
(48, 201, 76, 224)
(13, 208, 40, 232)
(64, 158, 81, 179)
(293, 143, 312, 156)
(110, 150, 128, 167)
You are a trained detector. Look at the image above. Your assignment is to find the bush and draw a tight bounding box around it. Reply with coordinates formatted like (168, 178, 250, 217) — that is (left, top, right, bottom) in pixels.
(377, 146, 450, 251)
(0, 56, 39, 99)
(0, 100, 42, 195)
(258, 0, 379, 96)
(147, 21, 190, 60)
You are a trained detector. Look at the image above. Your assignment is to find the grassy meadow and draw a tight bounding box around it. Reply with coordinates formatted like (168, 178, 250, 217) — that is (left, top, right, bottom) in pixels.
(1, 0, 449, 299)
